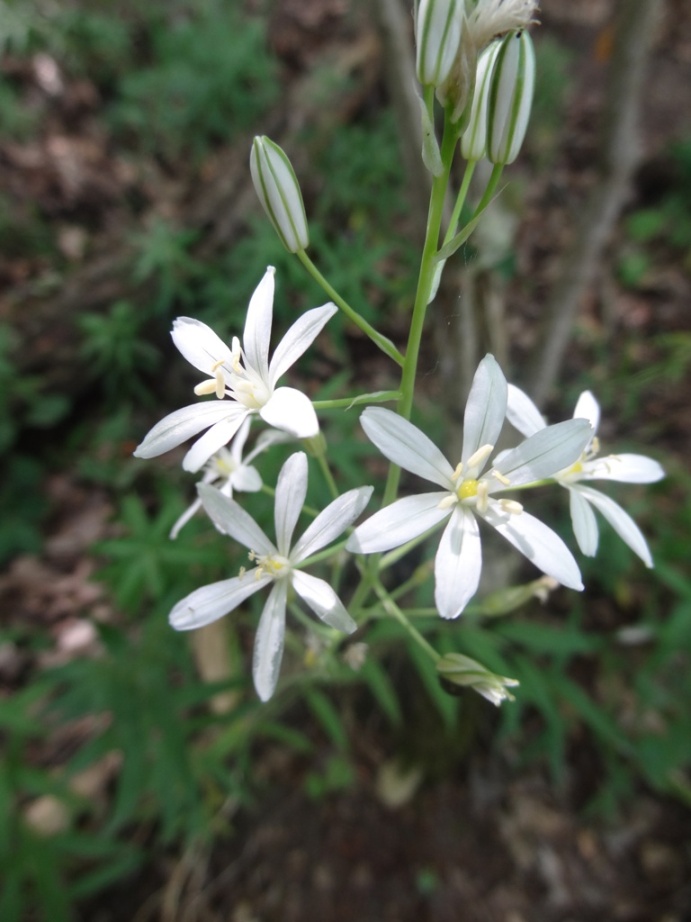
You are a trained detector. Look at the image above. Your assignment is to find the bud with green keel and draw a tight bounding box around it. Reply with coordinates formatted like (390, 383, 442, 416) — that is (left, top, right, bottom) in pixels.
(437, 652, 519, 706)
(250, 136, 309, 253)
(486, 30, 535, 166)
(415, 0, 464, 88)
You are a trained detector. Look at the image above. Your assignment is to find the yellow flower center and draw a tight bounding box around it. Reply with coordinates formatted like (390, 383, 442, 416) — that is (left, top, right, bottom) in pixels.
(457, 478, 479, 501)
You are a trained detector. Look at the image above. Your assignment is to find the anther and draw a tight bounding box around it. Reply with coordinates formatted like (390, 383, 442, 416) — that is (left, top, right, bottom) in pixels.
(490, 468, 511, 486)
(466, 444, 494, 472)
(499, 499, 523, 515)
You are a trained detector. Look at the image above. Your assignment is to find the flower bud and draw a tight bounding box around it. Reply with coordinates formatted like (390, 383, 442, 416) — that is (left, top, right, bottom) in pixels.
(437, 652, 519, 706)
(250, 136, 309, 253)
(460, 40, 500, 161)
(486, 30, 535, 165)
(416, 0, 464, 88)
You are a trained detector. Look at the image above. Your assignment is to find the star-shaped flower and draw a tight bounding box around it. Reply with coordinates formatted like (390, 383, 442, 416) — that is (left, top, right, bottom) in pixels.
(507, 385, 665, 566)
(169, 452, 373, 701)
(169, 419, 289, 539)
(346, 355, 593, 619)
(134, 267, 336, 472)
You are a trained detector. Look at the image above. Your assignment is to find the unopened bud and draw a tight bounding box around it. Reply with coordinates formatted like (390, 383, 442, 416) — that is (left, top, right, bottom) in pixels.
(460, 40, 500, 161)
(437, 652, 518, 706)
(250, 136, 309, 253)
(416, 0, 464, 88)
(487, 31, 535, 165)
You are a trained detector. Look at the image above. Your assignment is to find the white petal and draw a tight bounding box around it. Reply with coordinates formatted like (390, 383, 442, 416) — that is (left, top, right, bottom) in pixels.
(182, 411, 250, 472)
(293, 486, 374, 561)
(506, 383, 546, 437)
(434, 506, 482, 619)
(229, 416, 252, 464)
(346, 492, 450, 554)
(260, 387, 319, 438)
(197, 484, 275, 555)
(231, 464, 262, 493)
(169, 497, 203, 539)
(274, 452, 308, 555)
(360, 408, 455, 488)
(133, 402, 239, 460)
(292, 571, 356, 632)
(462, 354, 507, 464)
(245, 428, 293, 464)
(573, 484, 653, 567)
(481, 502, 584, 590)
(253, 580, 288, 702)
(493, 418, 592, 487)
(171, 317, 234, 375)
(269, 303, 338, 387)
(243, 267, 275, 380)
(568, 486, 599, 556)
(583, 454, 665, 484)
(573, 390, 600, 432)
(169, 572, 268, 631)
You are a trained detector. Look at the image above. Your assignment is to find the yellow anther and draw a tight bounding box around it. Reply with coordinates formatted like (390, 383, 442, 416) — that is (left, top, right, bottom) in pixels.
(499, 499, 523, 515)
(491, 468, 511, 486)
(238, 566, 247, 579)
(466, 443, 494, 471)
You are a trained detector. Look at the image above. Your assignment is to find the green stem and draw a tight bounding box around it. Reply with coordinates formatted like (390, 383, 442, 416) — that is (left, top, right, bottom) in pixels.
(315, 450, 339, 500)
(381, 109, 458, 507)
(297, 249, 404, 366)
(443, 159, 476, 247)
(470, 162, 504, 220)
(373, 580, 440, 662)
(313, 391, 401, 410)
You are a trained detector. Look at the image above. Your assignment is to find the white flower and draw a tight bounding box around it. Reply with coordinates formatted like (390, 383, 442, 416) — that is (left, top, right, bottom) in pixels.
(169, 419, 289, 539)
(169, 452, 373, 701)
(346, 355, 592, 619)
(134, 267, 336, 472)
(507, 385, 665, 566)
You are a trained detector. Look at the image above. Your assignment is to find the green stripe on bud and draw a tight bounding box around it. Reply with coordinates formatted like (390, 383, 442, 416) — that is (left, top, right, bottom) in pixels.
(437, 652, 519, 706)
(250, 136, 309, 253)
(486, 30, 535, 166)
(416, 0, 464, 88)
(460, 40, 500, 162)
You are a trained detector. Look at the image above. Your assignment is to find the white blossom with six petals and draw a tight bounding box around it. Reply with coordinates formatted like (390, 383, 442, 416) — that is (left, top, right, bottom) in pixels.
(169, 418, 290, 539)
(506, 385, 664, 566)
(169, 452, 373, 701)
(134, 267, 336, 472)
(347, 355, 593, 619)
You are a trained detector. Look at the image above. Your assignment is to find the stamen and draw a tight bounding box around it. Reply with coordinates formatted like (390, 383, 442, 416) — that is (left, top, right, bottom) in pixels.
(491, 468, 511, 486)
(499, 499, 523, 515)
(476, 480, 489, 515)
(438, 494, 458, 510)
(213, 366, 225, 399)
(466, 443, 494, 471)
(451, 462, 464, 482)
(194, 379, 219, 396)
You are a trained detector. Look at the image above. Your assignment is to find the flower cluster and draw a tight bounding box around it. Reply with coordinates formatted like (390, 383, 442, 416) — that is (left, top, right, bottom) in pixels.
(131, 2, 664, 706)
